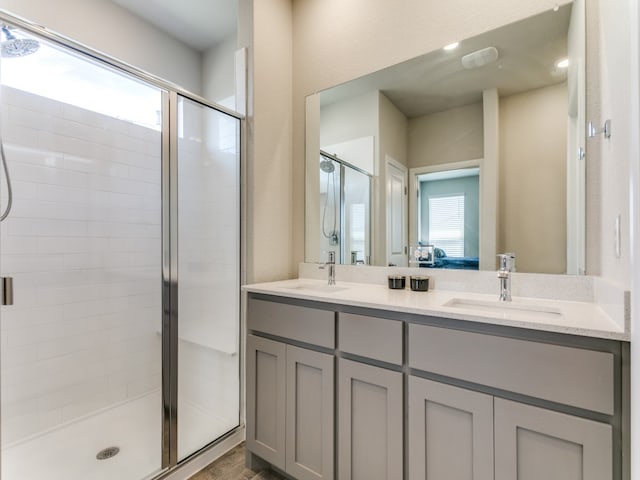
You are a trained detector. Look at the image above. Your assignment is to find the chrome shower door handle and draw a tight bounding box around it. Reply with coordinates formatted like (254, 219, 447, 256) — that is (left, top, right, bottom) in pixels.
(2, 276, 13, 305)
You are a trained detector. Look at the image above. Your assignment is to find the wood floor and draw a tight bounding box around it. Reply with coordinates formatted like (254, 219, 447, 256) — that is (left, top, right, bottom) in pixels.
(188, 443, 285, 480)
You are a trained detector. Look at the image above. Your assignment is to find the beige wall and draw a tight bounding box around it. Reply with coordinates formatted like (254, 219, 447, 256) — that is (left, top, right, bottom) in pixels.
(586, 0, 638, 476)
(408, 103, 484, 168)
(378, 92, 409, 169)
(320, 91, 378, 148)
(202, 34, 238, 106)
(586, 0, 631, 286)
(244, 0, 294, 282)
(375, 92, 408, 265)
(291, 0, 572, 267)
(498, 83, 567, 274)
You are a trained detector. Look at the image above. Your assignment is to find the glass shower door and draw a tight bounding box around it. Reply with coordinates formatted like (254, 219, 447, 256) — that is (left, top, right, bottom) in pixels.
(0, 26, 164, 480)
(342, 166, 371, 264)
(176, 95, 240, 460)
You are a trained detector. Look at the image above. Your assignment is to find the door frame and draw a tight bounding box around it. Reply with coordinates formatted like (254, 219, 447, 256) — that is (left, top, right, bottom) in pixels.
(385, 156, 408, 267)
(409, 159, 482, 264)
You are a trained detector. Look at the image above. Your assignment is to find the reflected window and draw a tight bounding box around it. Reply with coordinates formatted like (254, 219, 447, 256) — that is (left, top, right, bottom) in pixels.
(428, 194, 465, 257)
(349, 203, 366, 261)
(418, 167, 479, 264)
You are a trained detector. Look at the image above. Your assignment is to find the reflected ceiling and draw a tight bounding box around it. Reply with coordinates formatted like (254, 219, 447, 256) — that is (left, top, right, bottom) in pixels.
(320, 5, 571, 118)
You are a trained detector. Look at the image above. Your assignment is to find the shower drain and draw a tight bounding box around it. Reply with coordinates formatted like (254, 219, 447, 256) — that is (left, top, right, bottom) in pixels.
(96, 446, 120, 460)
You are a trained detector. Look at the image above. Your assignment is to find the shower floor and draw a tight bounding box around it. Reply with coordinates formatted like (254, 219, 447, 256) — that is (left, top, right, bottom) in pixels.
(2, 390, 237, 480)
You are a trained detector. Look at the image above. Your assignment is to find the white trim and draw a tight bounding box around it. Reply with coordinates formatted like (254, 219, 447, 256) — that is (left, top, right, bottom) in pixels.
(304, 93, 322, 263)
(385, 156, 408, 266)
(410, 159, 482, 177)
(481, 89, 499, 270)
(385, 154, 407, 173)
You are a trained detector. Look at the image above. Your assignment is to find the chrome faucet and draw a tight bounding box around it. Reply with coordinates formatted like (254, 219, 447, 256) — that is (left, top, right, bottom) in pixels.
(497, 253, 516, 302)
(319, 251, 336, 285)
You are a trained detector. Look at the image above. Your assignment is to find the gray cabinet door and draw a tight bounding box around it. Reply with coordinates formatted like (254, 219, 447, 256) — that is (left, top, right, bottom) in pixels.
(338, 358, 403, 480)
(286, 345, 334, 480)
(495, 398, 613, 480)
(408, 376, 494, 480)
(246, 334, 286, 469)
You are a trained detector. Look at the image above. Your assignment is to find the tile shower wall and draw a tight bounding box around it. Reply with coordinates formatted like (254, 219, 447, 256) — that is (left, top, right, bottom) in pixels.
(0, 86, 162, 444)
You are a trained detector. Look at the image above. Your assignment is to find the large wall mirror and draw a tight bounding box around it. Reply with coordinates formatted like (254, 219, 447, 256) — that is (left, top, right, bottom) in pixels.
(305, 2, 585, 275)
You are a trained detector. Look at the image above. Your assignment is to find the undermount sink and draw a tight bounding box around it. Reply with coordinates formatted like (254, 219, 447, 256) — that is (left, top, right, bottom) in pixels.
(443, 298, 562, 319)
(281, 283, 349, 293)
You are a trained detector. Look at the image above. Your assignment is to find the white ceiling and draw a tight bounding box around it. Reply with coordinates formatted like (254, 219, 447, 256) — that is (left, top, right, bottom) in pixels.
(111, 0, 237, 51)
(321, 5, 572, 118)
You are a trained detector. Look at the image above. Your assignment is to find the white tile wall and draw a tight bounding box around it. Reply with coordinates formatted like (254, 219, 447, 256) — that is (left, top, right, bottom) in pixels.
(0, 86, 162, 444)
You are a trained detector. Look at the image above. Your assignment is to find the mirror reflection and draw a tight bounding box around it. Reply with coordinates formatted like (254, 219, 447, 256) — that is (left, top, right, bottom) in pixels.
(318, 151, 372, 264)
(305, 2, 585, 274)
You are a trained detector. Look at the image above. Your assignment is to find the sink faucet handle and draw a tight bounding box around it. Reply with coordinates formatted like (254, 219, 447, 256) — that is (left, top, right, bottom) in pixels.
(318, 251, 336, 269)
(497, 253, 516, 271)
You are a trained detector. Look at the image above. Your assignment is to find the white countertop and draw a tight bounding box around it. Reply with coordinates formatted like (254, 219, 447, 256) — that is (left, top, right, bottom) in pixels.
(243, 278, 629, 341)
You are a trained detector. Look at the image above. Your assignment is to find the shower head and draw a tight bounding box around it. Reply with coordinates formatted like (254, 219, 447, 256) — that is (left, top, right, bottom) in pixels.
(1, 26, 39, 58)
(320, 158, 335, 173)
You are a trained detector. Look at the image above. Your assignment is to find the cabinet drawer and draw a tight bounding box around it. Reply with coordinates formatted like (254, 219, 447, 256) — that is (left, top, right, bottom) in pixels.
(339, 313, 402, 365)
(248, 298, 335, 348)
(408, 323, 614, 415)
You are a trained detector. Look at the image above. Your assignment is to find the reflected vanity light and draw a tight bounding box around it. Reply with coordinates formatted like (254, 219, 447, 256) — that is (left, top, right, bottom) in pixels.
(556, 58, 569, 68)
(443, 42, 459, 51)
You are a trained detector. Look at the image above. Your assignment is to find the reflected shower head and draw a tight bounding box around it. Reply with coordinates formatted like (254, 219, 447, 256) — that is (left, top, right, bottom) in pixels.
(320, 158, 335, 173)
(1, 26, 39, 58)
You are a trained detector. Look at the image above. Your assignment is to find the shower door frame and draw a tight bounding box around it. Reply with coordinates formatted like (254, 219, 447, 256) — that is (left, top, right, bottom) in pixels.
(0, 10, 245, 477)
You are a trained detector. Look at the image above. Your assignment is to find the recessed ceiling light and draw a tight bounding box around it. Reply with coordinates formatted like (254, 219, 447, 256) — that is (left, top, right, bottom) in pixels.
(443, 42, 459, 51)
(556, 58, 569, 68)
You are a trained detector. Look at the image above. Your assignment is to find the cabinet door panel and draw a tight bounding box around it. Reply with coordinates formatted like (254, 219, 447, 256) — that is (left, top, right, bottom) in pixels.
(495, 398, 612, 480)
(408, 376, 494, 480)
(246, 335, 286, 469)
(338, 359, 403, 480)
(286, 345, 334, 480)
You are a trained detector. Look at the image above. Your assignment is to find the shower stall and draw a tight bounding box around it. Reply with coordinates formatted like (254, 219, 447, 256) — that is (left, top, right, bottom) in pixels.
(0, 15, 241, 480)
(318, 151, 371, 264)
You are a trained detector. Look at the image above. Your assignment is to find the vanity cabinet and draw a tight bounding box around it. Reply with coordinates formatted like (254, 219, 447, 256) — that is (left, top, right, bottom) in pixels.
(246, 335, 286, 467)
(408, 376, 494, 480)
(337, 358, 403, 480)
(246, 299, 335, 480)
(245, 294, 627, 480)
(336, 312, 404, 480)
(494, 398, 612, 480)
(408, 323, 616, 480)
(408, 376, 612, 480)
(246, 335, 334, 480)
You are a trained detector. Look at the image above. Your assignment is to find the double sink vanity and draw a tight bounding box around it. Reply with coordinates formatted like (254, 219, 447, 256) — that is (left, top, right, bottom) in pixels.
(243, 268, 629, 480)
(244, 0, 631, 477)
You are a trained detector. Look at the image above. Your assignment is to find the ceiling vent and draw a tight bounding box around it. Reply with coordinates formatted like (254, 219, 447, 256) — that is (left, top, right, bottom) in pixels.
(461, 47, 499, 69)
